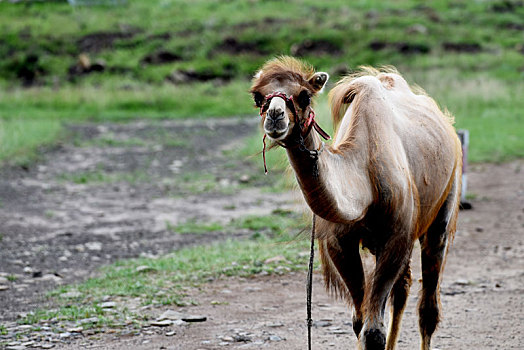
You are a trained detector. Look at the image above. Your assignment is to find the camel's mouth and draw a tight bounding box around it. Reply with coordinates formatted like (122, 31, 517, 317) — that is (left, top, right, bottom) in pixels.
(264, 116, 291, 140)
(264, 128, 289, 141)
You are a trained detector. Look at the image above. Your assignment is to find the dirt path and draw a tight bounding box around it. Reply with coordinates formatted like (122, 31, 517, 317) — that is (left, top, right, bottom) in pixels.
(0, 118, 295, 323)
(1, 119, 523, 349)
(57, 160, 523, 350)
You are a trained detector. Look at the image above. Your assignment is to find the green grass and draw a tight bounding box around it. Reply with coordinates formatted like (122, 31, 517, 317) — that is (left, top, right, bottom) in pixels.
(409, 70, 524, 163)
(19, 211, 312, 325)
(6, 275, 17, 282)
(166, 220, 224, 234)
(0, 118, 62, 165)
(0, 0, 523, 164)
(166, 209, 304, 236)
(79, 133, 147, 147)
(58, 168, 149, 184)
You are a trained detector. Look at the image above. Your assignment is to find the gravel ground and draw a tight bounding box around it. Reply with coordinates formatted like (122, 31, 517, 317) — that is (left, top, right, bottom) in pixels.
(0, 119, 522, 349)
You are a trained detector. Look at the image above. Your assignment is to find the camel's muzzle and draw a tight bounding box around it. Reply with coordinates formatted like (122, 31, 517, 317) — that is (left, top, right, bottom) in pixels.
(263, 96, 290, 140)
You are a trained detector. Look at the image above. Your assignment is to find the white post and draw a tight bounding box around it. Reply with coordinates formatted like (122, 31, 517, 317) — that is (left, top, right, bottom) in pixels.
(457, 130, 469, 206)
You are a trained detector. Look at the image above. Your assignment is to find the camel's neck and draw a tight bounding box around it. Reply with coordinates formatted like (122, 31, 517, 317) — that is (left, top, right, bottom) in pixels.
(285, 130, 373, 223)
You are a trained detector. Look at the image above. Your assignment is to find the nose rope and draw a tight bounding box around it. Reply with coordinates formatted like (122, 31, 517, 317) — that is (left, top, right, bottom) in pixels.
(259, 91, 330, 174)
(262, 134, 268, 175)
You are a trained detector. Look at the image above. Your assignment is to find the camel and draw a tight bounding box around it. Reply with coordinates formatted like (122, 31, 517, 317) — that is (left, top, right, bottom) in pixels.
(250, 56, 462, 350)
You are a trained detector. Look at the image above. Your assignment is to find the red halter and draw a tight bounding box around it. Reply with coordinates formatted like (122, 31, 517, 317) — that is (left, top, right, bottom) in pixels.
(259, 91, 330, 174)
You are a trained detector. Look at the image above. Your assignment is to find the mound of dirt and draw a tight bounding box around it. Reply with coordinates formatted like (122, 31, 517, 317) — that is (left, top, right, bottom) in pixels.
(77, 31, 139, 53)
(442, 42, 482, 53)
(291, 39, 343, 57)
(141, 50, 182, 65)
(369, 41, 430, 54)
(214, 37, 266, 55)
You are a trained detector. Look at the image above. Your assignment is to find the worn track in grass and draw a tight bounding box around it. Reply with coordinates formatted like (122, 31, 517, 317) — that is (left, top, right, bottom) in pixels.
(0, 118, 296, 323)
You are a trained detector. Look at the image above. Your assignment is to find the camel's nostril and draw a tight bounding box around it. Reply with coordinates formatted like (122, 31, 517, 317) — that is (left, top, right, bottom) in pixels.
(267, 108, 284, 121)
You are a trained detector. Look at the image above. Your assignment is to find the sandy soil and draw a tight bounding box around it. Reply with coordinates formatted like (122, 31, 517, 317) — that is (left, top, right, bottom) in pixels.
(1, 119, 523, 349)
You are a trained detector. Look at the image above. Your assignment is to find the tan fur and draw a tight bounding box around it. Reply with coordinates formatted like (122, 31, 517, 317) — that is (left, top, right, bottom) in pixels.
(252, 57, 462, 350)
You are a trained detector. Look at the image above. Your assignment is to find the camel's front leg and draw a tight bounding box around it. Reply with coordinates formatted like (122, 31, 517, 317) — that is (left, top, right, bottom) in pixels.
(319, 232, 365, 338)
(360, 232, 412, 350)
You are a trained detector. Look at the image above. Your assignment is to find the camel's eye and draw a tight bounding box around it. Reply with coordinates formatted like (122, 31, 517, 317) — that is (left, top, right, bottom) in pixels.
(252, 91, 264, 108)
(297, 90, 311, 109)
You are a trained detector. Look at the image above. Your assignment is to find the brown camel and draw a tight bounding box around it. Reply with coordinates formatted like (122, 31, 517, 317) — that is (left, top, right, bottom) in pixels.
(250, 56, 462, 350)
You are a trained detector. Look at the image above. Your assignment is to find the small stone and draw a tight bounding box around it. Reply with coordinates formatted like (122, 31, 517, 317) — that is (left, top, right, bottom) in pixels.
(23, 267, 33, 274)
(455, 279, 470, 286)
(221, 336, 234, 342)
(172, 319, 187, 326)
(313, 320, 332, 327)
(266, 322, 284, 328)
(6, 346, 26, 350)
(40, 345, 55, 349)
(61, 291, 82, 298)
(264, 256, 286, 264)
(79, 317, 99, 324)
(85, 241, 103, 251)
(0, 277, 8, 284)
(268, 335, 283, 341)
(136, 265, 156, 273)
(158, 310, 184, 321)
(243, 287, 261, 293)
(234, 334, 252, 342)
(165, 331, 176, 336)
(100, 301, 116, 308)
(59, 332, 71, 339)
(239, 174, 250, 183)
(17, 325, 33, 330)
(406, 24, 428, 35)
(40, 274, 62, 283)
(182, 315, 207, 323)
(67, 327, 83, 333)
(74, 245, 85, 252)
(0, 285, 9, 291)
(150, 320, 173, 327)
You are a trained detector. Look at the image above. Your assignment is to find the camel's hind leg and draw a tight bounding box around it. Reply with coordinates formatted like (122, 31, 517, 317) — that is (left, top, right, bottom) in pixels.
(385, 264, 412, 350)
(418, 193, 458, 350)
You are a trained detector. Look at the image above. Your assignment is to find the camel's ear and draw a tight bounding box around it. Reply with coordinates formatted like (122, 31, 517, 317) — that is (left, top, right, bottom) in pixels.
(308, 72, 329, 94)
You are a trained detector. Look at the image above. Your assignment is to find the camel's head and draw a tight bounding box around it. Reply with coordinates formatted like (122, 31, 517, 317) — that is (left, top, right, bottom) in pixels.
(250, 56, 328, 142)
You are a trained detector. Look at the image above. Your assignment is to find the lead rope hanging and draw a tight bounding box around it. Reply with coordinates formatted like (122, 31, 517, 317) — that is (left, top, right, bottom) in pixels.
(307, 214, 316, 350)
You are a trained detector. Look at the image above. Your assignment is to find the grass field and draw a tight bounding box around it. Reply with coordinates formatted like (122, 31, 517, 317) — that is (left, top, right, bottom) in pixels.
(0, 0, 523, 163)
(1, 0, 523, 333)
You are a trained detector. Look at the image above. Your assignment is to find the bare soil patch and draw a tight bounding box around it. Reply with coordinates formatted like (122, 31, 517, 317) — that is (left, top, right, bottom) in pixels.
(57, 160, 523, 350)
(0, 118, 522, 349)
(0, 118, 294, 324)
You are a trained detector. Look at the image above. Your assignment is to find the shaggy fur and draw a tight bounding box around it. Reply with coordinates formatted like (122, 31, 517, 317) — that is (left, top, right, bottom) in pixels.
(251, 56, 462, 350)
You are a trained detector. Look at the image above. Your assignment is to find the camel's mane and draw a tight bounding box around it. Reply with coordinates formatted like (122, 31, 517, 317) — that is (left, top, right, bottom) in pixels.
(250, 56, 316, 93)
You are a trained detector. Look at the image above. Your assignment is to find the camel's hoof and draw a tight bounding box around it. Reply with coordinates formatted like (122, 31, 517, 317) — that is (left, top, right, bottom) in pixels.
(363, 328, 386, 350)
